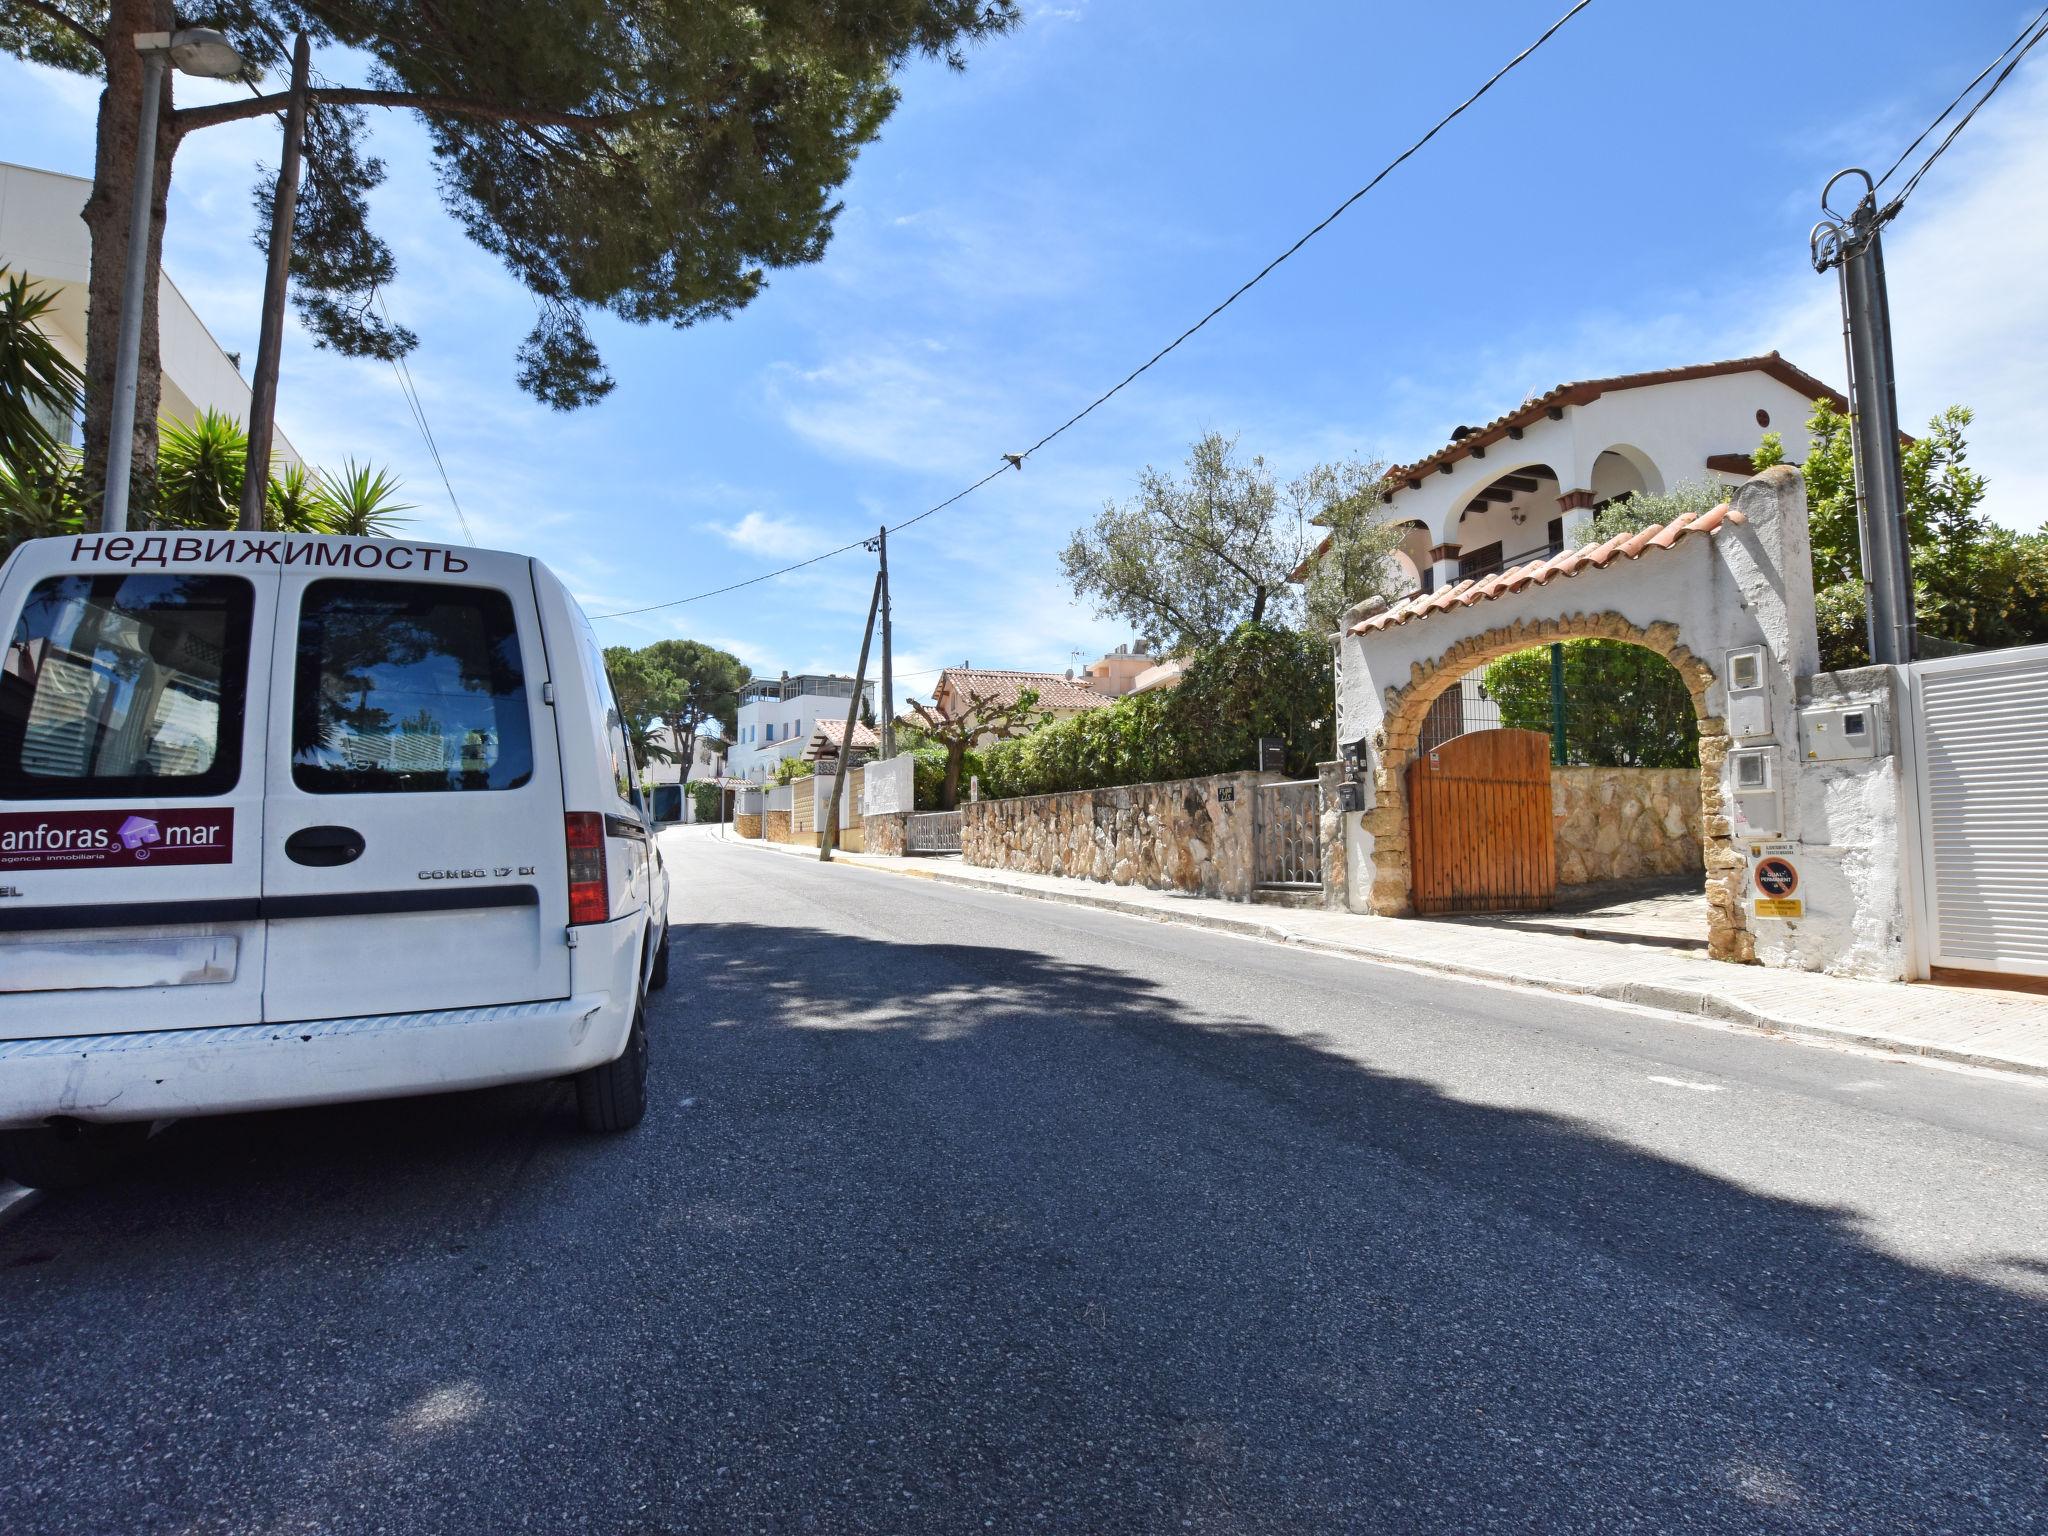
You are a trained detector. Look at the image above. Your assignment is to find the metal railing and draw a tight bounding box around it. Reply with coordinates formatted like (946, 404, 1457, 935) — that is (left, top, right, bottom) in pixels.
(905, 810, 962, 855)
(1254, 780, 1322, 889)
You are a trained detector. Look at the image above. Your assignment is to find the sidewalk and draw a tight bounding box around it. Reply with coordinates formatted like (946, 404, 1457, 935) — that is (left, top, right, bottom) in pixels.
(705, 829, 2048, 1080)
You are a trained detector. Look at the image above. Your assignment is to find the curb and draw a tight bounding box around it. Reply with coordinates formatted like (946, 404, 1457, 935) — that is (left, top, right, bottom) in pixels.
(704, 832, 2048, 1082)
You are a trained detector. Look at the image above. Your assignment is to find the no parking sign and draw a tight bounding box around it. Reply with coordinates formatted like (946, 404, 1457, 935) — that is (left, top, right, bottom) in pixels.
(1748, 842, 1804, 919)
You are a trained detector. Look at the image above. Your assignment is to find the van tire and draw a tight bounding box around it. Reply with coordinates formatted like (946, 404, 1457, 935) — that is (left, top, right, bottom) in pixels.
(0, 1122, 149, 1190)
(648, 928, 671, 992)
(575, 1001, 648, 1133)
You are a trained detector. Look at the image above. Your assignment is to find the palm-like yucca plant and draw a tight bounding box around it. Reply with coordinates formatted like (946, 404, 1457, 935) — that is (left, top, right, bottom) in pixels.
(155, 409, 247, 530)
(266, 460, 327, 532)
(0, 457, 88, 562)
(314, 459, 412, 536)
(0, 270, 85, 477)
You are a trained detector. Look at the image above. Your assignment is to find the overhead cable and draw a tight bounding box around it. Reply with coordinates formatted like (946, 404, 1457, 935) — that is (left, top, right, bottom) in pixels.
(589, 0, 1594, 620)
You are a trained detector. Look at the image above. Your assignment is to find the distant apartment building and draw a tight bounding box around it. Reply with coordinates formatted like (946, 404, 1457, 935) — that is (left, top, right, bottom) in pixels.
(728, 673, 876, 782)
(0, 161, 299, 462)
(1078, 643, 1156, 697)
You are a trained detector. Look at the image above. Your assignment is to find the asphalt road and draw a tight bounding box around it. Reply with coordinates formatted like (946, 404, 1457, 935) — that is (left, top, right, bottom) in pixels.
(5, 827, 2048, 1535)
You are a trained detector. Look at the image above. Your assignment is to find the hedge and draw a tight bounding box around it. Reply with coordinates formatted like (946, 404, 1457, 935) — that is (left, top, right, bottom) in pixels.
(974, 622, 1332, 800)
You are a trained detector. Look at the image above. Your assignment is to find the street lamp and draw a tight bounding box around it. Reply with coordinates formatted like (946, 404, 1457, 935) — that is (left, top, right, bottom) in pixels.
(102, 28, 250, 533)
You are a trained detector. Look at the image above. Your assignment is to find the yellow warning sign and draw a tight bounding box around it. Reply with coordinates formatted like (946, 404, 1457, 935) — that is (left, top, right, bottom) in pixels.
(1754, 898, 1805, 919)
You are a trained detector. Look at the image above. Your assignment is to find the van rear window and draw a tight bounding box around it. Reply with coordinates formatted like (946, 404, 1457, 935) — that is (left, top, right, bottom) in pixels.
(0, 574, 252, 799)
(292, 579, 533, 794)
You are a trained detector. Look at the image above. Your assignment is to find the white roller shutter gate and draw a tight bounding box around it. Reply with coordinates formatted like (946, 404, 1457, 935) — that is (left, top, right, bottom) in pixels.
(1912, 644, 2048, 977)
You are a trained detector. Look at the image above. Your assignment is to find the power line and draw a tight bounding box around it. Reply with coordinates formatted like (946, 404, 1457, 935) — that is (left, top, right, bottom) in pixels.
(374, 287, 476, 544)
(1872, 2, 2047, 190)
(1879, 5, 2048, 214)
(590, 0, 1593, 620)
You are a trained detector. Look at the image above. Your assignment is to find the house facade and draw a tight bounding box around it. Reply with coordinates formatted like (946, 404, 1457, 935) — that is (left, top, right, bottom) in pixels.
(729, 673, 876, 782)
(0, 161, 300, 463)
(1079, 644, 1156, 697)
(1303, 354, 1843, 603)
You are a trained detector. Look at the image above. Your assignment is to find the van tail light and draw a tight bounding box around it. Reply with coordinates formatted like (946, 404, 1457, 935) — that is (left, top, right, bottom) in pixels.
(565, 812, 609, 925)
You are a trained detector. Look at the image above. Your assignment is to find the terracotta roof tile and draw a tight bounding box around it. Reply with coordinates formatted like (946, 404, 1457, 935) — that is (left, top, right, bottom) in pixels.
(1382, 353, 1844, 487)
(930, 668, 1113, 713)
(805, 718, 878, 758)
(1350, 504, 1747, 635)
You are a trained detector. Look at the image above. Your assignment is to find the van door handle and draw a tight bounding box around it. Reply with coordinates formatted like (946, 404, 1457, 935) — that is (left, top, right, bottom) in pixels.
(285, 825, 366, 867)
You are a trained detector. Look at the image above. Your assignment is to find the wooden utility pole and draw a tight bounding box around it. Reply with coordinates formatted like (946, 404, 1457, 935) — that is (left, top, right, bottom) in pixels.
(819, 569, 883, 861)
(239, 31, 311, 531)
(877, 524, 895, 759)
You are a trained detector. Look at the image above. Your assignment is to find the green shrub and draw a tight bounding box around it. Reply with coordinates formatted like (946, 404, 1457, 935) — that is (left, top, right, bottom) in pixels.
(1481, 641, 1698, 769)
(975, 622, 1333, 799)
(689, 781, 723, 823)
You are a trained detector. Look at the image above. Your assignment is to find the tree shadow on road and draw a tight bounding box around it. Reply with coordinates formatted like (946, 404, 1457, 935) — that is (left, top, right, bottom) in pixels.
(4, 917, 2045, 1533)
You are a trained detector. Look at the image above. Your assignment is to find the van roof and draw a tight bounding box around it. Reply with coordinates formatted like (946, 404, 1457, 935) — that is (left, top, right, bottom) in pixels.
(14, 531, 535, 583)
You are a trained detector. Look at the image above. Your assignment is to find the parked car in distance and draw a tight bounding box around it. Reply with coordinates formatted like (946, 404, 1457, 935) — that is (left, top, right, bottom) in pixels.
(0, 532, 671, 1188)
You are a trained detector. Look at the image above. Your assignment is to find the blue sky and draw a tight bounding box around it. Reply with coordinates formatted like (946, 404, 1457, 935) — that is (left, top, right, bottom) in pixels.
(5, 1, 2046, 700)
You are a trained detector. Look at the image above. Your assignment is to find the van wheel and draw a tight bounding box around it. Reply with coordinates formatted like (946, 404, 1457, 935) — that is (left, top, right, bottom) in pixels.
(648, 928, 671, 992)
(0, 1122, 149, 1190)
(575, 1001, 648, 1133)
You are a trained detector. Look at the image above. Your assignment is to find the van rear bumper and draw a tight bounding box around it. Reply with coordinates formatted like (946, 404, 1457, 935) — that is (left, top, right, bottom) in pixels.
(0, 993, 628, 1129)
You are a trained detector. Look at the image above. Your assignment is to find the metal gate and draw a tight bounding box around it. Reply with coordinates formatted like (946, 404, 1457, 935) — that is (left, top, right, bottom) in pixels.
(1910, 643, 2048, 978)
(1407, 728, 1555, 914)
(905, 810, 962, 855)
(1254, 779, 1322, 890)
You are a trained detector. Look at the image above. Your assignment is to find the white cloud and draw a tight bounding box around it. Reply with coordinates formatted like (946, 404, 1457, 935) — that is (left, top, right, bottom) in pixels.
(709, 510, 837, 559)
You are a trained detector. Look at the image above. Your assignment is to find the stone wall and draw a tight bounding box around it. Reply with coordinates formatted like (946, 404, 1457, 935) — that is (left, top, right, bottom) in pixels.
(764, 809, 794, 843)
(866, 812, 909, 856)
(734, 813, 762, 839)
(962, 771, 1264, 900)
(1552, 767, 1702, 886)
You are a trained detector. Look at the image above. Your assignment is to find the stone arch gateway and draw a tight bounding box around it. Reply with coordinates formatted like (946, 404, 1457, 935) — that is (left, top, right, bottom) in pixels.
(1332, 468, 1821, 966)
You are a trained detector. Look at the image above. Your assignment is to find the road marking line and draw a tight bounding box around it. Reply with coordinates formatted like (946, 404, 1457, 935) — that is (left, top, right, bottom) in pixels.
(1647, 1075, 1726, 1092)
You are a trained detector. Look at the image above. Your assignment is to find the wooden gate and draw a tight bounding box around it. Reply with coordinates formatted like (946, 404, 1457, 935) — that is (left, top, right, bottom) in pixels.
(1407, 729, 1556, 914)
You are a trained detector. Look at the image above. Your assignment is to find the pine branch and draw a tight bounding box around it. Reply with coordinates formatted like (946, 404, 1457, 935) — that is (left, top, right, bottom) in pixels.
(12, 0, 102, 52)
(174, 86, 644, 135)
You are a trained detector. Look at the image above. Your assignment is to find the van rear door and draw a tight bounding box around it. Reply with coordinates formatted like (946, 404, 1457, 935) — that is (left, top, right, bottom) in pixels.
(259, 546, 572, 1023)
(0, 539, 272, 1037)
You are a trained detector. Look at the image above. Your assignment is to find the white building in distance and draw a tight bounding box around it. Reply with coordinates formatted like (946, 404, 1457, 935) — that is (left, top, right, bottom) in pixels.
(729, 673, 876, 783)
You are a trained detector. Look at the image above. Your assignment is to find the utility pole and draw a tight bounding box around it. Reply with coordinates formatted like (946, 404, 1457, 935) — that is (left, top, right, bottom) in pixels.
(240, 31, 311, 531)
(876, 525, 895, 759)
(820, 568, 883, 861)
(1812, 168, 1915, 665)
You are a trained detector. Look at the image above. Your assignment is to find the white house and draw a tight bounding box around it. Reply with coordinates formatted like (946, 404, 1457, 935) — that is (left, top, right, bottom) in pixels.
(728, 673, 876, 782)
(0, 160, 298, 462)
(1296, 354, 1847, 751)
(1302, 354, 1843, 601)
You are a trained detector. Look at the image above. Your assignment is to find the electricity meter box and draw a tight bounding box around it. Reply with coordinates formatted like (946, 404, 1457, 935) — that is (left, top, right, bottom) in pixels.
(1800, 701, 1884, 761)
(1725, 646, 1773, 741)
(1728, 748, 1781, 837)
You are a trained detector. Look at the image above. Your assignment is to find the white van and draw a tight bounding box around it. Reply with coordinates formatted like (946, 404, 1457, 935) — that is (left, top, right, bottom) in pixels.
(0, 532, 670, 1187)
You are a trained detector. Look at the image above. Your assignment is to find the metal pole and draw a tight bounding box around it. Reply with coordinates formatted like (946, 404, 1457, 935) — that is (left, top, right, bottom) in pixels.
(1839, 213, 1915, 665)
(820, 570, 883, 861)
(102, 48, 167, 533)
(1813, 170, 1915, 666)
(877, 524, 895, 760)
(1548, 642, 1567, 766)
(239, 31, 310, 531)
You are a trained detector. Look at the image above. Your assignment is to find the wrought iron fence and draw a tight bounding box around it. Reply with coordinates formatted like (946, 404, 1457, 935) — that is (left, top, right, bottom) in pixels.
(905, 810, 962, 854)
(1254, 780, 1322, 889)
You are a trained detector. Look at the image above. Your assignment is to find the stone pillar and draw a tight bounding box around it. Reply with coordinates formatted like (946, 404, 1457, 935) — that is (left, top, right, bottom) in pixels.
(1316, 760, 1348, 911)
